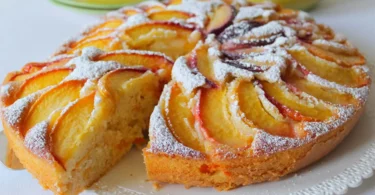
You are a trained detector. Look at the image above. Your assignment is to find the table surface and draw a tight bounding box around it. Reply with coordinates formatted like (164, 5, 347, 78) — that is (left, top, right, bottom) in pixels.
(0, 0, 374, 194)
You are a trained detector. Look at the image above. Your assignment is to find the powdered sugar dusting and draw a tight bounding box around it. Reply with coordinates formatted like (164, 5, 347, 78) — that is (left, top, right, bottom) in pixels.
(24, 121, 54, 162)
(148, 106, 204, 158)
(167, 0, 222, 28)
(234, 7, 275, 22)
(64, 47, 122, 81)
(2, 93, 40, 127)
(252, 131, 304, 155)
(0, 83, 14, 99)
(116, 13, 149, 31)
(307, 74, 369, 102)
(172, 57, 206, 94)
(304, 106, 356, 136)
(213, 60, 254, 81)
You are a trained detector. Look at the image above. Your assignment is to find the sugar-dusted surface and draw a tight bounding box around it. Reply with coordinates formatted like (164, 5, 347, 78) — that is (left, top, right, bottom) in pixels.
(172, 57, 206, 94)
(24, 121, 54, 162)
(234, 7, 275, 22)
(1, 0, 375, 194)
(148, 106, 204, 159)
(2, 93, 40, 127)
(64, 47, 122, 81)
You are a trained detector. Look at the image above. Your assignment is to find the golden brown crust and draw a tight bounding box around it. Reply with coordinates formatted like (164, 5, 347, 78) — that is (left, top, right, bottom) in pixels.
(143, 107, 364, 190)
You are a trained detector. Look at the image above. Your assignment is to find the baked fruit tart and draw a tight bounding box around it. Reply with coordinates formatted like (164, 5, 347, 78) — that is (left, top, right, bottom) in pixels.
(0, 0, 370, 194)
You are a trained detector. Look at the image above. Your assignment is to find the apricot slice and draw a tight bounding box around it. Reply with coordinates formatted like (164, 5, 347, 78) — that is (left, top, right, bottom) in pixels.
(17, 68, 72, 99)
(163, 83, 205, 152)
(23, 80, 86, 135)
(51, 93, 95, 166)
(261, 81, 333, 122)
(289, 49, 369, 88)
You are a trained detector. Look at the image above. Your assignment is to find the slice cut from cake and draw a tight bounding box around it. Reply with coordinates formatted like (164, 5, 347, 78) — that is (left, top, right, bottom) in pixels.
(1, 47, 172, 194)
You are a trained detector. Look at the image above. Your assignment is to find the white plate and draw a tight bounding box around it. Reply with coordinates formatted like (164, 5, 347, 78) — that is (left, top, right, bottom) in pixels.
(0, 0, 375, 194)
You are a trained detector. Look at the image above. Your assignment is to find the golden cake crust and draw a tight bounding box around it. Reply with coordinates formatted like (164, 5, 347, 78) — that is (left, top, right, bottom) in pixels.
(0, 0, 371, 194)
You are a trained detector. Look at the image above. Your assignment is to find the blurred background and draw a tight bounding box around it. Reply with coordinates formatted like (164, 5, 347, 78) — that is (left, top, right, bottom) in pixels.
(52, 0, 320, 10)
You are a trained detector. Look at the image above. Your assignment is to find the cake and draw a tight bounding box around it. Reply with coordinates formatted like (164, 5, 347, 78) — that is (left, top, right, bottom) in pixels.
(0, 0, 370, 194)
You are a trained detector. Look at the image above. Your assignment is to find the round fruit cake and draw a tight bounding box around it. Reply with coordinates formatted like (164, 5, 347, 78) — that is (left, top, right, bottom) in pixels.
(0, 0, 370, 194)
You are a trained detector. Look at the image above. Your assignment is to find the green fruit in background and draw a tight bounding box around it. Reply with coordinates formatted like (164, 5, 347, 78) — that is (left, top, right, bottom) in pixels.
(250, 0, 320, 10)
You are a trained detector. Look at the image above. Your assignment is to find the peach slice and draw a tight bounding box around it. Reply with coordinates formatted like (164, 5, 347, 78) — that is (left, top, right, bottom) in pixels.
(163, 83, 205, 152)
(304, 43, 366, 67)
(235, 80, 293, 137)
(284, 72, 357, 105)
(17, 68, 72, 99)
(261, 81, 333, 122)
(22, 57, 72, 74)
(69, 29, 115, 49)
(121, 8, 142, 16)
(22, 80, 86, 135)
(218, 21, 263, 43)
(84, 19, 123, 36)
(167, 0, 181, 5)
(149, 10, 194, 21)
(222, 47, 266, 59)
(124, 22, 202, 60)
(67, 37, 123, 55)
(99, 68, 146, 98)
(189, 44, 217, 85)
(289, 49, 369, 88)
(195, 87, 251, 147)
(4, 72, 34, 83)
(95, 50, 173, 79)
(51, 92, 95, 166)
(138, 3, 165, 13)
(206, 4, 235, 34)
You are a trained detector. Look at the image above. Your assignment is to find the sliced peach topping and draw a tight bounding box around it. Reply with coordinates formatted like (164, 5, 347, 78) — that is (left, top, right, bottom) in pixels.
(51, 92, 95, 166)
(236, 80, 293, 137)
(22, 58, 71, 74)
(17, 68, 72, 99)
(99, 68, 146, 98)
(84, 19, 123, 36)
(195, 87, 251, 148)
(261, 81, 333, 122)
(124, 22, 202, 60)
(22, 80, 86, 135)
(206, 4, 234, 34)
(304, 43, 366, 67)
(148, 10, 193, 21)
(95, 51, 173, 78)
(121, 8, 142, 16)
(69, 29, 115, 48)
(167, 0, 181, 5)
(67, 37, 123, 55)
(284, 71, 357, 105)
(289, 49, 369, 88)
(190, 44, 217, 84)
(163, 83, 205, 152)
